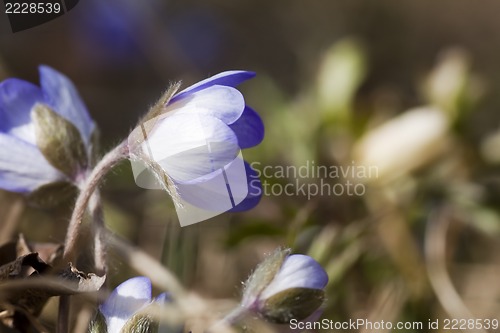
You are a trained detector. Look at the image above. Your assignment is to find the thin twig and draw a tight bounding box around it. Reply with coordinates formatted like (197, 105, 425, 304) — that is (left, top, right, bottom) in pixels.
(89, 191, 105, 275)
(425, 207, 487, 333)
(57, 296, 70, 333)
(107, 233, 186, 299)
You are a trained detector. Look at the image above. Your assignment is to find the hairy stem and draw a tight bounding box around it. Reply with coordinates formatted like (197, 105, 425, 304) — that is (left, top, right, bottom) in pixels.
(63, 140, 129, 264)
(58, 141, 128, 333)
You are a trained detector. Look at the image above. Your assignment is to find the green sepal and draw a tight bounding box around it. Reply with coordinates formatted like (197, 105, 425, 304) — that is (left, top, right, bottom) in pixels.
(121, 313, 158, 333)
(243, 248, 290, 302)
(129, 82, 181, 154)
(88, 311, 107, 333)
(27, 181, 78, 209)
(141, 82, 181, 124)
(261, 288, 325, 324)
(32, 103, 88, 178)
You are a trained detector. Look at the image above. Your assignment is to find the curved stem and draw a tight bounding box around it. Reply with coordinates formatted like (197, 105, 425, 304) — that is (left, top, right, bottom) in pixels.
(89, 191, 106, 275)
(108, 233, 187, 298)
(58, 141, 128, 333)
(425, 208, 487, 333)
(63, 140, 129, 265)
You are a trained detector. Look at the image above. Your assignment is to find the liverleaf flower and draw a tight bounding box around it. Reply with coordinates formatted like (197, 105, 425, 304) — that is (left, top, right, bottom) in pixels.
(0, 65, 96, 205)
(240, 248, 328, 324)
(128, 71, 264, 226)
(92, 276, 180, 333)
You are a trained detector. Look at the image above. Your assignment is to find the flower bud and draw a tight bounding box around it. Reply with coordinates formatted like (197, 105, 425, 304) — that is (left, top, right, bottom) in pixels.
(241, 248, 328, 324)
(94, 277, 180, 333)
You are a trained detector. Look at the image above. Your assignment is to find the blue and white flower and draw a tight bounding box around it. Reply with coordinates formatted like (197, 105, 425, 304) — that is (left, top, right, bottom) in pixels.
(0, 65, 95, 193)
(98, 276, 179, 333)
(241, 250, 328, 323)
(129, 71, 264, 225)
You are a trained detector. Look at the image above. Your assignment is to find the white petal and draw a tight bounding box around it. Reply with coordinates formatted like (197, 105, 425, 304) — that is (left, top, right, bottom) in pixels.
(100, 277, 152, 333)
(260, 255, 328, 301)
(164, 85, 245, 125)
(140, 113, 239, 183)
(0, 133, 64, 192)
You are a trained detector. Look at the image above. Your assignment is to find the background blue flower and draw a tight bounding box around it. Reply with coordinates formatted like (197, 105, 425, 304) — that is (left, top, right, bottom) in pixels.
(0, 66, 95, 193)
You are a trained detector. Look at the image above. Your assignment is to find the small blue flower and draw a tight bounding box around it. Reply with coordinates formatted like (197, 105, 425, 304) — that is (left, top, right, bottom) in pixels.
(99, 276, 172, 333)
(254, 254, 328, 302)
(0, 65, 95, 192)
(129, 71, 264, 225)
(241, 251, 328, 323)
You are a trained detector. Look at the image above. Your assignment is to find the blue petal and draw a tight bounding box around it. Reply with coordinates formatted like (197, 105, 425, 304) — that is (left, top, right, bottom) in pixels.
(38, 65, 95, 146)
(171, 70, 255, 103)
(0, 79, 43, 144)
(229, 106, 264, 149)
(229, 161, 262, 212)
(0, 133, 65, 192)
(100, 276, 152, 333)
